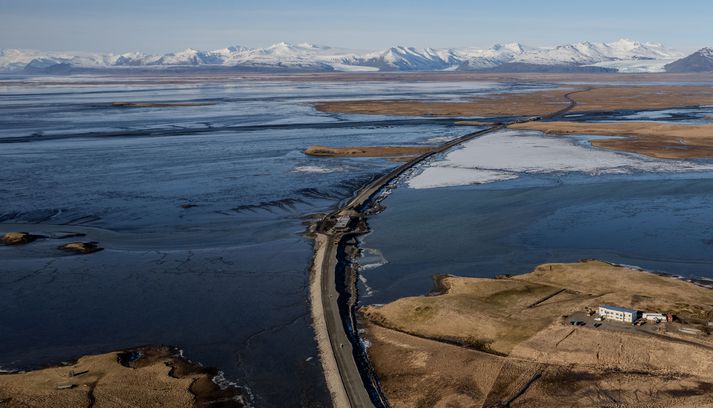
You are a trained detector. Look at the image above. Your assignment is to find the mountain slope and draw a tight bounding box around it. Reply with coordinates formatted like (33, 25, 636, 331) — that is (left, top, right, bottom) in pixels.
(665, 48, 713, 72)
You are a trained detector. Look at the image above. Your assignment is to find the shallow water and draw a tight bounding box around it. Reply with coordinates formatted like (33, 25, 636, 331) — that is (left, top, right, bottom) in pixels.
(361, 170, 713, 306)
(0, 77, 536, 406)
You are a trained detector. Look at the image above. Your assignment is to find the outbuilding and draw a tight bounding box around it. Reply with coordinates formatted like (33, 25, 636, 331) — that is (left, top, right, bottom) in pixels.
(333, 216, 351, 230)
(598, 305, 638, 323)
(642, 312, 666, 322)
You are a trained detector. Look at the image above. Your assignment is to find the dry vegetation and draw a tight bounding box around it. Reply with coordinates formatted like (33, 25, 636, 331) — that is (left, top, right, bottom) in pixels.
(305, 145, 434, 158)
(315, 86, 713, 118)
(568, 86, 713, 113)
(0, 346, 243, 408)
(361, 260, 713, 407)
(510, 121, 713, 158)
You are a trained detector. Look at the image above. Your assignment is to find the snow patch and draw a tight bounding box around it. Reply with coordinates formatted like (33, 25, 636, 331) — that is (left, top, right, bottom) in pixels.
(358, 275, 375, 298)
(408, 167, 517, 189)
(292, 165, 348, 174)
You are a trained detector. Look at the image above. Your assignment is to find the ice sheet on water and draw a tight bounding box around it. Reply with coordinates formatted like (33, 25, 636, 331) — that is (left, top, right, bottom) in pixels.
(408, 129, 713, 189)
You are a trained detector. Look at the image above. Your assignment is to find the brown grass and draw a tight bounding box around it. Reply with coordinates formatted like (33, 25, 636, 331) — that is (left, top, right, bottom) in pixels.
(364, 322, 713, 408)
(0, 346, 243, 408)
(568, 86, 713, 113)
(510, 121, 713, 158)
(304, 145, 434, 157)
(362, 261, 713, 354)
(315, 86, 713, 118)
(361, 260, 713, 407)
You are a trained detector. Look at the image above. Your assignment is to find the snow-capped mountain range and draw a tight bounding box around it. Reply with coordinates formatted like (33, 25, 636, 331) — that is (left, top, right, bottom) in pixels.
(0, 39, 688, 74)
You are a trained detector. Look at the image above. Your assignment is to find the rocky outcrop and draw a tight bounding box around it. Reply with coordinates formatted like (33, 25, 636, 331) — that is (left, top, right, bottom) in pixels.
(1, 232, 41, 245)
(60, 241, 103, 254)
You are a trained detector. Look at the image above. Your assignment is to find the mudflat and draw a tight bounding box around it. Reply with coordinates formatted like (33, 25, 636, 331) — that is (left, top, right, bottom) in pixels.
(304, 145, 434, 158)
(111, 101, 215, 108)
(361, 260, 713, 407)
(0, 346, 243, 408)
(510, 121, 713, 158)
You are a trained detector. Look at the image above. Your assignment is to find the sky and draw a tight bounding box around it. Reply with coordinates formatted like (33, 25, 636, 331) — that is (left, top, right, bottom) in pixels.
(0, 0, 710, 53)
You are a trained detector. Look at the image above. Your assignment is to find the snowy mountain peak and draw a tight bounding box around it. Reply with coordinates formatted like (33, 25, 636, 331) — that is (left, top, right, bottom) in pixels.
(699, 47, 713, 57)
(0, 39, 689, 73)
(492, 42, 525, 54)
(665, 47, 713, 72)
(222, 45, 249, 53)
(611, 38, 641, 48)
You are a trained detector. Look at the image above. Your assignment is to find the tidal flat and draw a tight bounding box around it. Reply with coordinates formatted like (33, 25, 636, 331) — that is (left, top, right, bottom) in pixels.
(0, 76, 518, 406)
(3, 73, 713, 407)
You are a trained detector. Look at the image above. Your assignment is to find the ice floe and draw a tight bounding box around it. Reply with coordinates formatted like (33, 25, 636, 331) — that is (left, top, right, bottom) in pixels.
(292, 165, 348, 174)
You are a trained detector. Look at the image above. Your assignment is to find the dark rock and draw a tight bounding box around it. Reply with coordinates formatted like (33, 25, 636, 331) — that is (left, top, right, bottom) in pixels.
(60, 241, 103, 254)
(665, 48, 713, 73)
(1, 232, 41, 245)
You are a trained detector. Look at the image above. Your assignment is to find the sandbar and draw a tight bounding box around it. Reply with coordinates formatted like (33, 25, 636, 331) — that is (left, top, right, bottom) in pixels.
(305, 145, 434, 158)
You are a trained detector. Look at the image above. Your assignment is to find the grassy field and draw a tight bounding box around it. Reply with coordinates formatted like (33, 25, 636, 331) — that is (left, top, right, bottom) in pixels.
(511, 121, 713, 159)
(361, 260, 713, 407)
(316, 86, 713, 118)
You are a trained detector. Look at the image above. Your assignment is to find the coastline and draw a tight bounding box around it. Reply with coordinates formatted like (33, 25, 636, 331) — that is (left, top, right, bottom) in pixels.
(359, 260, 713, 407)
(0, 345, 245, 407)
(308, 233, 351, 407)
(305, 89, 582, 406)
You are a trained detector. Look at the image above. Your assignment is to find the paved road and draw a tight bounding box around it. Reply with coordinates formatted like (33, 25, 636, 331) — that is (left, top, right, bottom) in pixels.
(314, 89, 584, 407)
(318, 233, 377, 408)
(316, 124, 511, 408)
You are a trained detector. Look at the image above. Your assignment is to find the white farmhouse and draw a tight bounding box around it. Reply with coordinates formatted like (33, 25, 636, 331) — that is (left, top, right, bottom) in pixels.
(598, 305, 638, 323)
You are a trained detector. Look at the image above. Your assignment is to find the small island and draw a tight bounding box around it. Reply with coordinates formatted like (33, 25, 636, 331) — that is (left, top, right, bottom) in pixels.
(304, 145, 434, 158)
